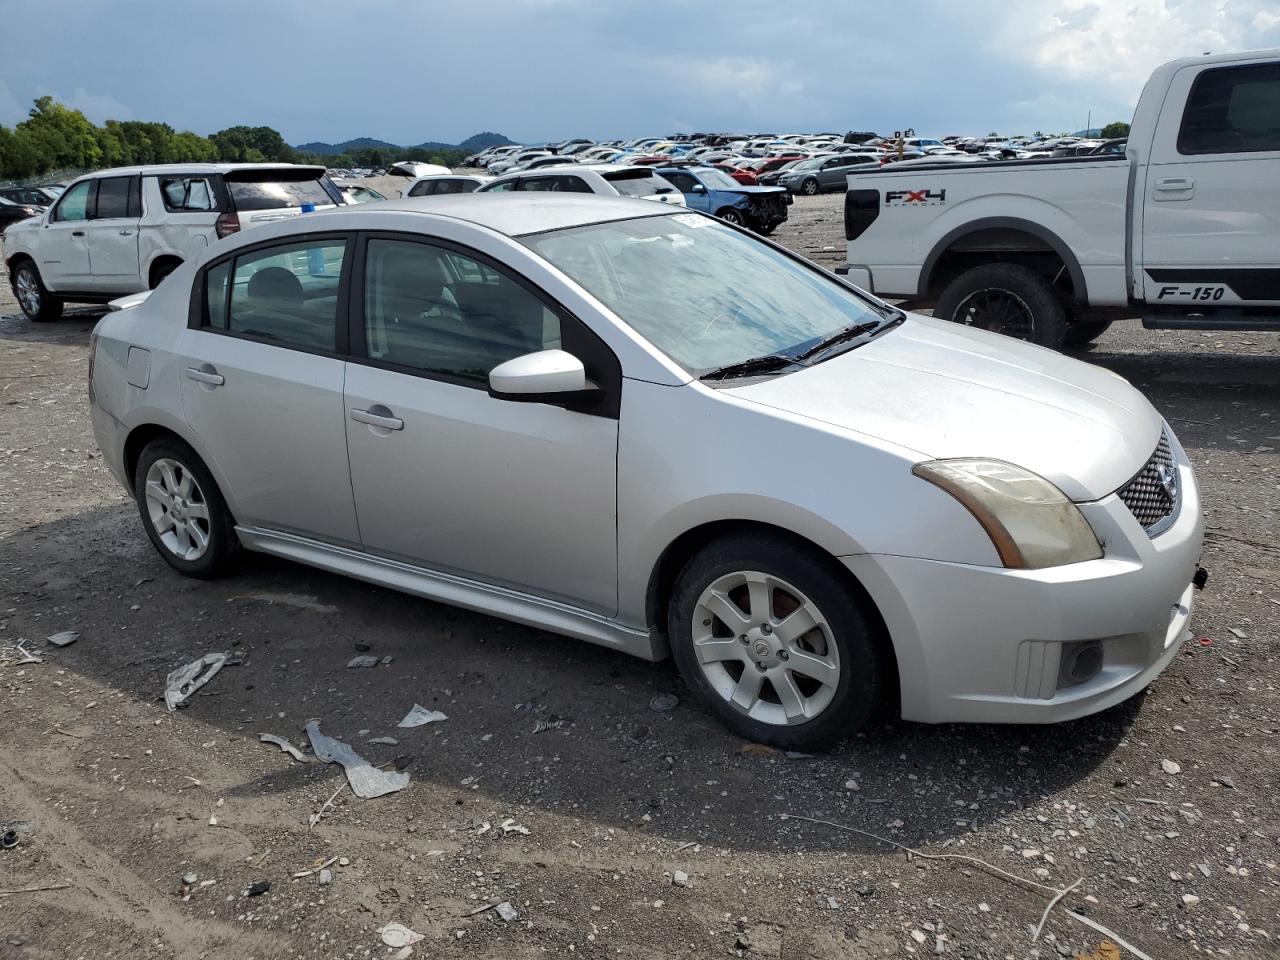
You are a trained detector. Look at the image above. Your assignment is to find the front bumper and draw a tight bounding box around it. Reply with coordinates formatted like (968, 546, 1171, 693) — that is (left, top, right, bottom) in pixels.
(844, 445, 1204, 724)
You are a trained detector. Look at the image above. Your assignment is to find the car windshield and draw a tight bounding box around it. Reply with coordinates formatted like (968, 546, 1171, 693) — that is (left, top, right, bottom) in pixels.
(523, 214, 893, 376)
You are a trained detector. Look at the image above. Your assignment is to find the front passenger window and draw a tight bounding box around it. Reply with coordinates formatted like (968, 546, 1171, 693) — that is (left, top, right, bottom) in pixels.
(220, 240, 347, 350)
(54, 180, 92, 222)
(363, 238, 561, 383)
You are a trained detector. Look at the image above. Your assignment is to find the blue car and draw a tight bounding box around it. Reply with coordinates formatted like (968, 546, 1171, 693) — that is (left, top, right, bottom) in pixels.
(655, 166, 791, 234)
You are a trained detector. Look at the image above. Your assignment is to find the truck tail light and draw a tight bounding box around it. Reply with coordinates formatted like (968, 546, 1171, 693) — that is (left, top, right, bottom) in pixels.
(215, 212, 241, 239)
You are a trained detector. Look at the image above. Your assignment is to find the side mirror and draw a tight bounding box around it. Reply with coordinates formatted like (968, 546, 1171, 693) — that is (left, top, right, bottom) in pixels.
(489, 349, 595, 402)
(690, 184, 707, 193)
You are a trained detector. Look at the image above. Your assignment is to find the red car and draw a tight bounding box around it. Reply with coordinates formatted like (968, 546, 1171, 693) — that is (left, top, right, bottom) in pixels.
(714, 163, 758, 185)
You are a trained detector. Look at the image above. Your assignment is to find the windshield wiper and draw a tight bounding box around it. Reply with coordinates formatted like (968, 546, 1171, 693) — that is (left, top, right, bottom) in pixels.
(795, 321, 882, 361)
(699, 353, 804, 382)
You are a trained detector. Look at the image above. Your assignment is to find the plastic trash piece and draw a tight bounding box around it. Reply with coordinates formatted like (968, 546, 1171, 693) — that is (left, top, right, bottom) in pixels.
(259, 733, 309, 763)
(247, 880, 270, 896)
(46, 631, 79, 647)
(1, 830, 18, 850)
(367, 736, 400, 746)
(495, 901, 519, 922)
(165, 654, 230, 711)
(398, 704, 448, 728)
(305, 721, 409, 799)
(649, 694, 679, 712)
(346, 655, 379, 669)
(379, 922, 424, 948)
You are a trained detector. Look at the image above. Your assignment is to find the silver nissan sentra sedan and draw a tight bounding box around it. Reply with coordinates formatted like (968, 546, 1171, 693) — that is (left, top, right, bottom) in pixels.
(87, 194, 1204, 748)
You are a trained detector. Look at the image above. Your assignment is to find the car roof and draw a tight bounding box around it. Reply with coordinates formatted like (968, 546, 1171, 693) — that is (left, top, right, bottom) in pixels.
(69, 162, 327, 179)
(338, 194, 674, 236)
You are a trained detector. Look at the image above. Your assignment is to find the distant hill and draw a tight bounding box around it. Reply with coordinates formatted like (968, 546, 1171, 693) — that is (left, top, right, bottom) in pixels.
(294, 132, 514, 155)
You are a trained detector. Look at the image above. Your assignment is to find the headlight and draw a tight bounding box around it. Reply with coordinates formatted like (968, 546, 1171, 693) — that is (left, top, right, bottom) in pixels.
(912, 459, 1102, 569)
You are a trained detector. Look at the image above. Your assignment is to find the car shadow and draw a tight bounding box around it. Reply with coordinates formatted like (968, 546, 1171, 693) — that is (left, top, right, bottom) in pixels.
(0, 308, 105, 345)
(1, 502, 1158, 856)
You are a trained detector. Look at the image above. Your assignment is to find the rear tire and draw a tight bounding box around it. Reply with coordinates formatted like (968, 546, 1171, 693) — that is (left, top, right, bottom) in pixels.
(1064, 318, 1112, 347)
(800, 178, 819, 196)
(134, 437, 239, 579)
(934, 262, 1067, 349)
(12, 261, 63, 323)
(150, 259, 182, 289)
(668, 533, 885, 750)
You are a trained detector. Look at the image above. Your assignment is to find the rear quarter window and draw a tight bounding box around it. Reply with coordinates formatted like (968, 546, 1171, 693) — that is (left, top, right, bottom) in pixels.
(226, 178, 335, 212)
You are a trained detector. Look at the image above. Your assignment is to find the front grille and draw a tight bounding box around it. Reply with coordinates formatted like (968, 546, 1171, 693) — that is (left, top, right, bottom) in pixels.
(1118, 431, 1177, 533)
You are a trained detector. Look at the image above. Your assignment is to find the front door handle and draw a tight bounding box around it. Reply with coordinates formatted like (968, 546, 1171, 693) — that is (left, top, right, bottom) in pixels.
(1155, 177, 1195, 189)
(185, 366, 225, 386)
(119, 229, 133, 236)
(351, 406, 404, 431)
(72, 230, 85, 237)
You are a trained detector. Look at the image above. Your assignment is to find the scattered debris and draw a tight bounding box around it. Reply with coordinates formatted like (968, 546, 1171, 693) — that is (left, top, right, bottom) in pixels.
(317, 868, 333, 886)
(13, 641, 42, 665)
(46, 631, 79, 647)
(164, 653, 233, 712)
(500, 818, 529, 836)
(305, 721, 410, 799)
(367, 736, 400, 746)
(346, 655, 380, 669)
(238, 591, 337, 614)
(292, 856, 339, 879)
(181, 872, 198, 886)
(740, 742, 779, 757)
(398, 704, 448, 728)
(532, 718, 565, 734)
(495, 901, 519, 922)
(1, 830, 18, 850)
(784, 750, 813, 759)
(309, 782, 349, 830)
(1227, 626, 1247, 639)
(1181, 893, 1201, 910)
(259, 733, 309, 763)
(1160, 759, 1182, 776)
(672, 870, 689, 887)
(0, 883, 72, 897)
(649, 693, 679, 712)
(247, 881, 270, 897)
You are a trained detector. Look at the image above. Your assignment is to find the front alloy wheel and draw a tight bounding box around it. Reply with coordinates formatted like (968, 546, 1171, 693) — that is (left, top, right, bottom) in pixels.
(14, 262, 63, 323)
(668, 534, 885, 749)
(693, 571, 839, 726)
(719, 208, 746, 226)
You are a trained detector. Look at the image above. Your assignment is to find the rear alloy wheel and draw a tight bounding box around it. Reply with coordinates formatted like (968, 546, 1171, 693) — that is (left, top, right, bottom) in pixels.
(718, 208, 747, 227)
(934, 262, 1067, 349)
(669, 534, 884, 749)
(135, 437, 238, 578)
(800, 178, 819, 196)
(13, 261, 63, 323)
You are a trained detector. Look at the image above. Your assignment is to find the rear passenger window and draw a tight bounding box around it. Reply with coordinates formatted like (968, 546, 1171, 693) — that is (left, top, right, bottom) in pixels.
(362, 238, 560, 383)
(516, 175, 592, 193)
(94, 176, 136, 219)
(407, 180, 435, 197)
(161, 177, 217, 212)
(1179, 62, 1280, 155)
(219, 240, 346, 350)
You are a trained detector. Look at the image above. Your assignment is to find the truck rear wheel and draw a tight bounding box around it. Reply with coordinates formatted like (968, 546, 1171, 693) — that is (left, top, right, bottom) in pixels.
(934, 263, 1067, 349)
(1064, 319, 1112, 347)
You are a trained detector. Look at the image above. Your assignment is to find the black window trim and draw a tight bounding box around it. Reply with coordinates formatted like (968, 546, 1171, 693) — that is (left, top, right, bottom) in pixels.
(348, 230, 622, 419)
(156, 174, 218, 214)
(188, 231, 354, 360)
(1177, 61, 1280, 157)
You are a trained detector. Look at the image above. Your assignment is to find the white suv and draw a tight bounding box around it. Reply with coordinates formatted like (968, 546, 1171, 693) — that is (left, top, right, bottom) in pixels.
(4, 163, 345, 322)
(478, 165, 686, 205)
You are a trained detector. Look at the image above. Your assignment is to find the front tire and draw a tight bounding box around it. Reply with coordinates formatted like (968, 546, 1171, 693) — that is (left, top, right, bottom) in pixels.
(13, 261, 63, 323)
(933, 263, 1067, 349)
(718, 208, 746, 227)
(134, 437, 239, 579)
(800, 178, 819, 196)
(668, 533, 885, 750)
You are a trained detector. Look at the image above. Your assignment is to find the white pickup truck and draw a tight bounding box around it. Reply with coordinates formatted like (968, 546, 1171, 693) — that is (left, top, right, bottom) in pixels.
(839, 49, 1280, 348)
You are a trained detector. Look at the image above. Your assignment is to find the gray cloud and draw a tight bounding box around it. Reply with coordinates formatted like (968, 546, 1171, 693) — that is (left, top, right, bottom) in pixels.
(0, 0, 1274, 143)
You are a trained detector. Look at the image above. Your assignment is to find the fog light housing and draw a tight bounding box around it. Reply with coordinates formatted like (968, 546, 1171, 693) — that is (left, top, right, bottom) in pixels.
(1058, 640, 1103, 689)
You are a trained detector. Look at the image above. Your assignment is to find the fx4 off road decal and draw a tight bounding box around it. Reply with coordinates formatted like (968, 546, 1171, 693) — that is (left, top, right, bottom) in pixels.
(885, 188, 946, 206)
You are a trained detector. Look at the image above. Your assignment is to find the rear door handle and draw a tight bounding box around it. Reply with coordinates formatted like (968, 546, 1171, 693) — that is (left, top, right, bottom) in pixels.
(72, 230, 85, 237)
(119, 229, 133, 236)
(1155, 177, 1195, 189)
(185, 366, 225, 386)
(351, 407, 404, 431)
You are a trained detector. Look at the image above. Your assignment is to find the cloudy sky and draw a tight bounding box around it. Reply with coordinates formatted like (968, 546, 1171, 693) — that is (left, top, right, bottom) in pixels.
(2, 0, 1277, 144)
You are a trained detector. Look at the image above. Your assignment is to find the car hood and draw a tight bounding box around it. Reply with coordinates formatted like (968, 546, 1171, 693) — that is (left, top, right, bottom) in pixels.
(723, 314, 1163, 501)
(726, 185, 788, 196)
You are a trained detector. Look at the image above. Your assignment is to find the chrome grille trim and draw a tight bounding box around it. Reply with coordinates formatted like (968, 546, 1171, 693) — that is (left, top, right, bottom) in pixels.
(1117, 431, 1178, 536)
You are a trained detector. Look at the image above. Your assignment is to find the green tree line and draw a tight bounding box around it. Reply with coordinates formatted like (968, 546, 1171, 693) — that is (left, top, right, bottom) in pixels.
(0, 97, 468, 182)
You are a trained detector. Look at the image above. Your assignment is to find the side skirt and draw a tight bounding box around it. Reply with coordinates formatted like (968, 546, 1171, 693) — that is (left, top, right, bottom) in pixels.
(235, 526, 663, 661)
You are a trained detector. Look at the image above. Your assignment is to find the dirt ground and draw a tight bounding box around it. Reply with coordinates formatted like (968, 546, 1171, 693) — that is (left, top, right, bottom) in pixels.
(1, 195, 1277, 960)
